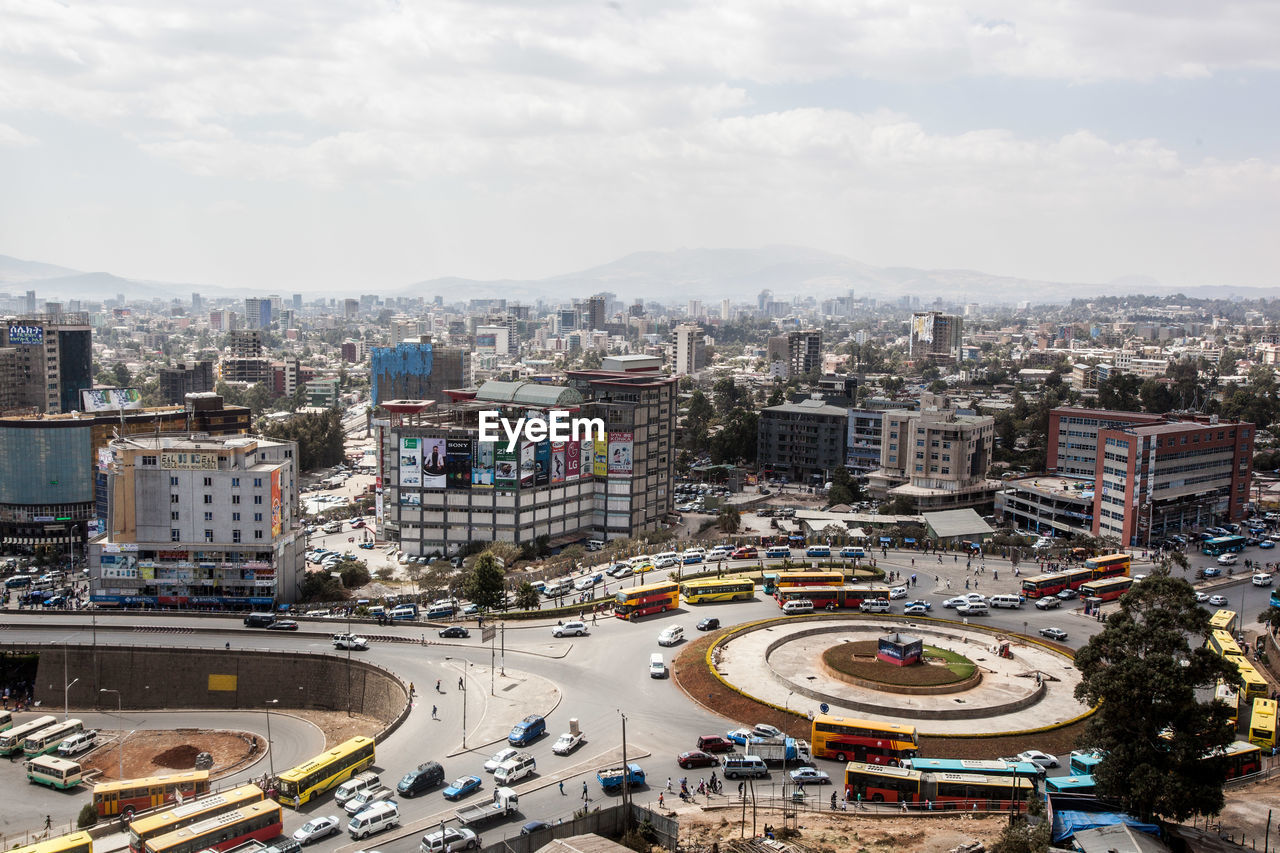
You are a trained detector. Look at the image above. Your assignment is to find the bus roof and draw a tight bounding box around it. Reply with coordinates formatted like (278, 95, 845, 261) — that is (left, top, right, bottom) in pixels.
(132, 786, 263, 829)
(276, 736, 373, 782)
(28, 755, 80, 770)
(816, 714, 918, 736)
(615, 580, 679, 597)
(8, 833, 93, 853)
(150, 802, 277, 851)
(94, 770, 210, 795)
(845, 760, 919, 779)
(906, 758, 1038, 774)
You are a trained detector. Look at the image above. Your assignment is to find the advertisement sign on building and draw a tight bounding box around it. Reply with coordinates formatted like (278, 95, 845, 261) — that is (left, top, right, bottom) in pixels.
(399, 437, 422, 488)
(80, 388, 144, 412)
(375, 488, 384, 523)
(160, 451, 219, 470)
(579, 438, 593, 479)
(608, 432, 634, 475)
(593, 433, 608, 477)
(270, 470, 282, 536)
(473, 441, 496, 487)
(496, 444, 518, 490)
(400, 492, 421, 506)
(97, 448, 114, 473)
(446, 438, 472, 489)
(520, 442, 536, 487)
(6, 324, 44, 345)
(422, 438, 447, 488)
(535, 440, 551, 487)
(551, 442, 566, 484)
(566, 439, 580, 480)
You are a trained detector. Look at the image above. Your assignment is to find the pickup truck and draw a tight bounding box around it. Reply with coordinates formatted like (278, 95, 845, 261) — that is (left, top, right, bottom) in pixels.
(746, 738, 813, 764)
(596, 763, 645, 794)
(455, 786, 519, 827)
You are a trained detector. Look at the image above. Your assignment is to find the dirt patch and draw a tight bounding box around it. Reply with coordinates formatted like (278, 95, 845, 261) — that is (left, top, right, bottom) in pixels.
(153, 744, 203, 770)
(822, 643, 968, 687)
(674, 629, 1091, 760)
(1217, 773, 1280, 841)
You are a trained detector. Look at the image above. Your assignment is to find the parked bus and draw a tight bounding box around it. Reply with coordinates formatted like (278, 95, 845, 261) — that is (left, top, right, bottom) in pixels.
(144, 801, 282, 853)
(9, 834, 93, 853)
(1209, 609, 1238, 635)
(1078, 577, 1132, 603)
(0, 709, 11, 733)
(902, 758, 1041, 790)
(1084, 553, 1131, 579)
(275, 736, 375, 808)
(1271, 588, 1280, 610)
(1069, 750, 1102, 776)
(1233, 659, 1269, 706)
(1044, 775, 1096, 795)
(842, 761, 1034, 809)
(614, 581, 680, 621)
(27, 755, 83, 789)
(0, 715, 58, 756)
(762, 570, 845, 594)
(1208, 630, 1243, 658)
(1203, 535, 1248, 556)
(775, 585, 892, 611)
(1217, 681, 1241, 727)
(93, 771, 212, 819)
(1249, 698, 1277, 749)
(810, 714, 918, 764)
(24, 719, 84, 757)
(1019, 567, 1092, 599)
(129, 785, 266, 853)
(1220, 740, 1264, 779)
(679, 578, 755, 604)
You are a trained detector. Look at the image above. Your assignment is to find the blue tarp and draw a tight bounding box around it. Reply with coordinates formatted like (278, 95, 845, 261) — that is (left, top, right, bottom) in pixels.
(903, 538, 916, 543)
(879, 537, 892, 543)
(1052, 810, 1161, 844)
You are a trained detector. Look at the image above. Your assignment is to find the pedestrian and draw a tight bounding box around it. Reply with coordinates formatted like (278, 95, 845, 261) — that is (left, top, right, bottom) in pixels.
(560, 781, 565, 795)
(856, 792, 862, 809)
(431, 704, 438, 719)
(458, 676, 464, 690)
(409, 682, 415, 695)
(831, 792, 837, 809)
(436, 679, 442, 693)
(659, 792, 664, 808)
(45, 816, 52, 830)
(667, 776, 673, 791)
(582, 781, 589, 801)
(901, 800, 907, 812)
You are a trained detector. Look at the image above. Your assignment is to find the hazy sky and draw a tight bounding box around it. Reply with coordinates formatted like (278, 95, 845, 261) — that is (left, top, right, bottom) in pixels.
(2, 0, 1278, 292)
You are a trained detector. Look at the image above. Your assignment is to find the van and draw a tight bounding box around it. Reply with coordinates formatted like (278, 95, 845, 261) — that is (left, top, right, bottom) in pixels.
(244, 612, 276, 628)
(959, 602, 989, 616)
(586, 539, 606, 551)
(508, 714, 546, 747)
(781, 599, 814, 614)
(335, 771, 381, 806)
(346, 801, 399, 840)
(1253, 573, 1274, 587)
(649, 653, 667, 678)
(57, 730, 98, 757)
(396, 761, 445, 797)
(722, 755, 769, 779)
(859, 599, 891, 613)
(493, 753, 537, 785)
(4, 575, 32, 589)
(657, 626, 684, 646)
(765, 547, 790, 559)
(543, 580, 570, 598)
(805, 545, 831, 558)
(389, 604, 418, 620)
(990, 594, 1022, 609)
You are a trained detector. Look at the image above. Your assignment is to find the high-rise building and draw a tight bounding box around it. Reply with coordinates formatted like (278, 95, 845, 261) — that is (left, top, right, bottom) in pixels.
(671, 323, 705, 376)
(220, 329, 271, 385)
(343, 298, 359, 319)
(766, 330, 822, 379)
(391, 316, 430, 346)
(757, 396, 849, 481)
(687, 300, 702, 319)
(475, 325, 511, 357)
(88, 433, 304, 608)
(721, 299, 732, 321)
(245, 298, 272, 330)
(191, 293, 203, 313)
(158, 361, 215, 404)
(292, 293, 302, 312)
(370, 342, 470, 406)
(0, 313, 93, 414)
(584, 296, 606, 331)
(908, 312, 963, 363)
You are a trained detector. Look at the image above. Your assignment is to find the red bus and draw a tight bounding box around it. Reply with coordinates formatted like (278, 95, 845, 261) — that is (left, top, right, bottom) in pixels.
(775, 585, 891, 611)
(615, 581, 680, 620)
(1019, 567, 1092, 599)
(93, 771, 212, 819)
(145, 802, 281, 853)
(843, 761, 1033, 810)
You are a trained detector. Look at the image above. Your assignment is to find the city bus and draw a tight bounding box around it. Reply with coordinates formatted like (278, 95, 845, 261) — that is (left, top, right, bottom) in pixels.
(9, 833, 93, 853)
(1249, 698, 1277, 749)
(1208, 630, 1244, 658)
(1209, 609, 1238, 635)
(810, 714, 918, 764)
(1220, 740, 1264, 779)
(1019, 567, 1092, 599)
(679, 578, 756, 604)
(1084, 553, 1131, 579)
(129, 786, 266, 853)
(0, 715, 58, 756)
(1044, 775, 1096, 795)
(275, 736, 375, 808)
(1271, 588, 1280, 610)
(842, 761, 1034, 809)
(93, 771, 212, 819)
(1069, 750, 1102, 776)
(614, 581, 680, 621)
(762, 571, 845, 594)
(775, 585, 892, 611)
(27, 755, 84, 789)
(1216, 681, 1241, 727)
(24, 719, 84, 757)
(1078, 577, 1132, 603)
(144, 801, 282, 853)
(1203, 535, 1248, 556)
(0, 709, 11, 733)
(902, 758, 1042, 790)
(1233, 658, 1269, 705)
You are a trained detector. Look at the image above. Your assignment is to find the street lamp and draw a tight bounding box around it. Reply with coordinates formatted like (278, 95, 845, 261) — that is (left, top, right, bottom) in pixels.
(99, 688, 121, 713)
(116, 729, 136, 780)
(264, 699, 279, 777)
(64, 678, 79, 721)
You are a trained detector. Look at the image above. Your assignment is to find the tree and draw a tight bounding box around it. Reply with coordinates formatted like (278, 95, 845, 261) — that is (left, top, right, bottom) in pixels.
(1139, 378, 1175, 413)
(300, 571, 347, 602)
(514, 581, 541, 611)
(712, 377, 747, 415)
(77, 803, 99, 829)
(990, 796, 1049, 853)
(827, 466, 863, 506)
(1097, 373, 1141, 412)
(463, 553, 507, 611)
(259, 410, 346, 471)
(709, 407, 758, 464)
(338, 560, 371, 589)
(878, 494, 917, 516)
(717, 506, 741, 533)
(1073, 570, 1241, 821)
(112, 362, 132, 388)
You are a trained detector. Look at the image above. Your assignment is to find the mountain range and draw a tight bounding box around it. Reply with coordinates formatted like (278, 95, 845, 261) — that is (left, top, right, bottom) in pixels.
(3, 246, 1278, 305)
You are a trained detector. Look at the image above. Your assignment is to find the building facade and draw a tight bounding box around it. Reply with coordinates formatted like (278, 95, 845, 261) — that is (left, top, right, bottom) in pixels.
(757, 397, 849, 481)
(87, 433, 304, 608)
(370, 342, 470, 406)
(671, 324, 705, 376)
(766, 331, 822, 379)
(845, 409, 884, 478)
(867, 401, 997, 511)
(159, 361, 215, 404)
(908, 312, 963, 364)
(0, 314, 93, 414)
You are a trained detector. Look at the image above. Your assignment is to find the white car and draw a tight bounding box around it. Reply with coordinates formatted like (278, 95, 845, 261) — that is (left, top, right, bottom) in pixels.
(889, 586, 908, 599)
(1195, 591, 1210, 602)
(421, 827, 478, 852)
(752, 723, 783, 740)
(1208, 594, 1229, 606)
(552, 732, 585, 755)
(964, 593, 986, 604)
(483, 747, 519, 773)
(333, 634, 370, 651)
(1253, 574, 1274, 587)
(293, 816, 341, 845)
(657, 626, 685, 646)
(1218, 553, 1239, 566)
(1015, 749, 1059, 770)
(943, 597, 969, 608)
(903, 603, 929, 615)
(654, 557, 679, 569)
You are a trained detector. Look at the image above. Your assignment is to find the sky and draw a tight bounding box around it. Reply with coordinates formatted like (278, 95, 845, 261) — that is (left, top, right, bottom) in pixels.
(1, 0, 1279, 293)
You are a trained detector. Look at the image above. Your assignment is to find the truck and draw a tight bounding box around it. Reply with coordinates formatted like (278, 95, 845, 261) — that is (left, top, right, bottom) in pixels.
(746, 737, 813, 765)
(455, 786, 520, 827)
(596, 763, 645, 794)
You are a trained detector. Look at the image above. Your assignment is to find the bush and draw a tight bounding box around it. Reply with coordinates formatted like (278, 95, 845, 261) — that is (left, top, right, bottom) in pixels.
(77, 803, 98, 828)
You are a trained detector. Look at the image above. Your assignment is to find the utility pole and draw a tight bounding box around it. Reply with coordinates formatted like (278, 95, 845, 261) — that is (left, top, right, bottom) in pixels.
(490, 627, 496, 696)
(500, 623, 505, 676)
(619, 711, 630, 824)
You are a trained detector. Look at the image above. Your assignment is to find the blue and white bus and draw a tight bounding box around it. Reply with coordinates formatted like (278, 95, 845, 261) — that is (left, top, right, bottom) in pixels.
(1203, 535, 1247, 556)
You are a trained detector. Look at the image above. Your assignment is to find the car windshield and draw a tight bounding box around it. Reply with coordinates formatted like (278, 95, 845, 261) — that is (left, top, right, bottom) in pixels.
(451, 777, 469, 787)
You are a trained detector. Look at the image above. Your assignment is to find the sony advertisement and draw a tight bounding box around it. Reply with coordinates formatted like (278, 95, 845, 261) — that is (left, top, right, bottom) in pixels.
(446, 438, 472, 489)
(535, 440, 551, 487)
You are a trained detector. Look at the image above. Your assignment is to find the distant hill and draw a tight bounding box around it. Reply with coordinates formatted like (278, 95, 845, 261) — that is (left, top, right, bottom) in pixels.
(0, 254, 81, 285)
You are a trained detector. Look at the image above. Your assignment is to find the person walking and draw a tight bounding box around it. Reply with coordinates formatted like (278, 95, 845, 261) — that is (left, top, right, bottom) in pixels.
(559, 781, 565, 795)
(431, 704, 438, 719)
(582, 781, 589, 801)
(659, 792, 665, 808)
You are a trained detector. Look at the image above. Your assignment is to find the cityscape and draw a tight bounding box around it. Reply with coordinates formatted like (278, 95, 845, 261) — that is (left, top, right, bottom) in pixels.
(3, 3, 1280, 853)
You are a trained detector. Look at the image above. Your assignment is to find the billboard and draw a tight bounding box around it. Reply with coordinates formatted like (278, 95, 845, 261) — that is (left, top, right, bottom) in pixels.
(551, 442, 566, 484)
(446, 438, 472, 489)
(270, 470, 282, 536)
(7, 324, 44, 345)
(520, 442, 536, 487)
(593, 432, 608, 477)
(565, 440, 581, 480)
(400, 492, 422, 506)
(399, 437, 422, 487)
(496, 444, 518, 490)
(81, 388, 143, 412)
(472, 440, 496, 487)
(911, 313, 934, 344)
(608, 431, 634, 475)
(580, 437, 594, 479)
(422, 438, 447, 488)
(535, 440, 551, 487)
(375, 487, 384, 523)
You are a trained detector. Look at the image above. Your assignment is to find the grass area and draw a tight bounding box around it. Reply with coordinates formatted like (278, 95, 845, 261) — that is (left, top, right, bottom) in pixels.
(924, 645, 977, 680)
(822, 641, 972, 687)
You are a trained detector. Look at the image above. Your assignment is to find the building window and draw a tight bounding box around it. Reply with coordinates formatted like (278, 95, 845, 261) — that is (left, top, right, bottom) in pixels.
(254, 477, 263, 487)
(232, 529, 241, 543)
(170, 529, 180, 541)
(203, 494, 213, 504)
(255, 529, 264, 540)
(232, 512, 241, 521)
(142, 456, 158, 466)
(204, 511, 213, 521)
(204, 529, 214, 542)
(232, 495, 240, 504)
(232, 477, 240, 487)
(203, 476, 212, 487)
(169, 476, 179, 486)
(254, 495, 263, 505)
(254, 512, 263, 522)
(171, 493, 180, 503)
(170, 511, 179, 521)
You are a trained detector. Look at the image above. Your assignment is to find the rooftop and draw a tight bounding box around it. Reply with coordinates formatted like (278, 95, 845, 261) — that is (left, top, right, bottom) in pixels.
(922, 508, 996, 539)
(763, 398, 849, 417)
(1003, 475, 1094, 500)
(475, 380, 584, 408)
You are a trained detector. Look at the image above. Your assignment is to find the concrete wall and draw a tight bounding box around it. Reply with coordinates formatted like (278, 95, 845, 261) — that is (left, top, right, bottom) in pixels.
(31, 645, 406, 722)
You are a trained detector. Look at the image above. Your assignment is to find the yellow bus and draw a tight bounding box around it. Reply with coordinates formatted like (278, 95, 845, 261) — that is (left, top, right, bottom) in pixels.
(24, 719, 83, 757)
(128, 785, 266, 853)
(1249, 698, 1277, 750)
(144, 802, 282, 853)
(1084, 553, 1131, 579)
(9, 833, 93, 853)
(1208, 630, 1243, 658)
(275, 736, 375, 808)
(1234, 658, 1269, 705)
(93, 771, 212, 819)
(810, 714, 918, 764)
(613, 581, 680, 621)
(1209, 609, 1238, 635)
(0, 715, 57, 756)
(0, 708, 11, 732)
(680, 578, 755, 604)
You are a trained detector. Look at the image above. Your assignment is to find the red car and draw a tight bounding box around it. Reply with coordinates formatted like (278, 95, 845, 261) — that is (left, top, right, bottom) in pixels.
(677, 750, 718, 769)
(731, 546, 758, 560)
(696, 734, 734, 753)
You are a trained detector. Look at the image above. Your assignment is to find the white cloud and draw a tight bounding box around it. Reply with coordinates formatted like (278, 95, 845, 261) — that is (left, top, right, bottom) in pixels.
(0, 122, 36, 147)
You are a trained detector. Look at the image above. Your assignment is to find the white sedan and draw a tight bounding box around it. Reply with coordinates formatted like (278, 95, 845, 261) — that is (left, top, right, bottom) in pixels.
(483, 747, 519, 772)
(293, 816, 341, 844)
(889, 586, 908, 599)
(943, 597, 969, 608)
(1015, 749, 1060, 770)
(552, 732, 586, 755)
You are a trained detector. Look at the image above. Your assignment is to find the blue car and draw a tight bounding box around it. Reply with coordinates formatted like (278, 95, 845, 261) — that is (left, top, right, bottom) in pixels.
(904, 599, 932, 611)
(1202, 567, 1223, 578)
(443, 775, 482, 800)
(1261, 540, 1276, 550)
(725, 727, 755, 745)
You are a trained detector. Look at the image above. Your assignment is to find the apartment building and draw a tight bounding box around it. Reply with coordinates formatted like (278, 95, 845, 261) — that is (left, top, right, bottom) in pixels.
(0, 313, 93, 414)
(867, 400, 997, 511)
(671, 324, 706, 376)
(766, 330, 822, 379)
(757, 397, 848, 481)
(908, 312, 963, 364)
(845, 409, 884, 478)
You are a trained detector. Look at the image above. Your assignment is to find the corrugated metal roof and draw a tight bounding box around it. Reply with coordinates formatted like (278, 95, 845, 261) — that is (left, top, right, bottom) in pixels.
(475, 380, 584, 407)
